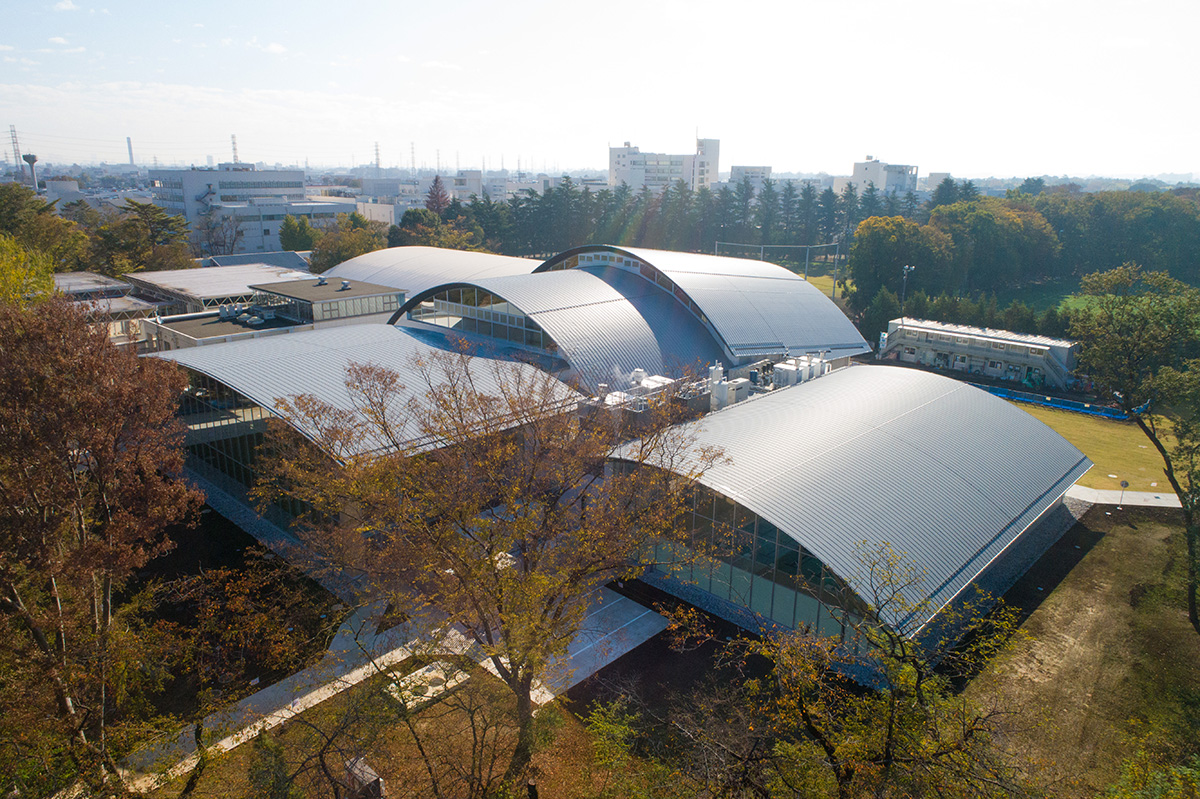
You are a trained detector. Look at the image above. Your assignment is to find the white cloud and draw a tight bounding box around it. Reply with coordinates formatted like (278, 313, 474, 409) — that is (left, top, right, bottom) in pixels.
(0, 45, 13, 51)
(193, 23, 204, 28)
(64, 46, 85, 53)
(219, 37, 232, 47)
(49, 36, 69, 45)
(421, 60, 461, 71)
(263, 42, 286, 54)
(54, 0, 79, 10)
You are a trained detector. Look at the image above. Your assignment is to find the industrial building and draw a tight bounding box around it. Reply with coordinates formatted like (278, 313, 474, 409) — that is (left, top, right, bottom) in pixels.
(150, 244, 1090, 646)
(878, 317, 1079, 390)
(149, 163, 343, 254)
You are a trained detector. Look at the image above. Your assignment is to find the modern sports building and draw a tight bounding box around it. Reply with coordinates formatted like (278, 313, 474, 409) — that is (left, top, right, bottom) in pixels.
(154, 244, 1090, 640)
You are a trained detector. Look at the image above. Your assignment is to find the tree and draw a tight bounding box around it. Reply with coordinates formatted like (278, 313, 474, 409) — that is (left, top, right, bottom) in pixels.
(859, 286, 902, 347)
(629, 543, 1030, 799)
(859, 180, 883, 219)
(278, 214, 320, 251)
(846, 215, 953, 311)
(88, 200, 193, 275)
(0, 233, 54, 306)
(0, 299, 202, 791)
(308, 212, 388, 273)
(928, 176, 960, 210)
(194, 210, 244, 256)
(1070, 265, 1200, 633)
(255, 352, 719, 786)
(0, 183, 90, 271)
(426, 175, 451, 215)
(1017, 177, 1046, 196)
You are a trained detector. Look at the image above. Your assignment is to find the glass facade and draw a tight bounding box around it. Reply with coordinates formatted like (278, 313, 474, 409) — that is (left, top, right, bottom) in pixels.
(254, 290, 402, 324)
(408, 288, 557, 352)
(178, 370, 306, 521)
(650, 485, 865, 640)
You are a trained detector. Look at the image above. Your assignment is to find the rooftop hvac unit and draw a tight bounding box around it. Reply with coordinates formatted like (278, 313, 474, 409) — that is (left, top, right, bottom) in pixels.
(316, 275, 327, 286)
(218, 305, 233, 320)
(631, 368, 648, 386)
(340, 280, 351, 291)
(774, 362, 800, 387)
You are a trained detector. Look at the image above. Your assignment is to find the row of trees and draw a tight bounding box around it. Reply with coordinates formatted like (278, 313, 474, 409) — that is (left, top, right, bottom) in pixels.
(847, 188, 1200, 313)
(1, 183, 193, 276)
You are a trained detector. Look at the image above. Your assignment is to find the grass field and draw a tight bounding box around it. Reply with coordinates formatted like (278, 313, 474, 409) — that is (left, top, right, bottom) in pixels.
(1010, 403, 1171, 492)
(967, 505, 1200, 796)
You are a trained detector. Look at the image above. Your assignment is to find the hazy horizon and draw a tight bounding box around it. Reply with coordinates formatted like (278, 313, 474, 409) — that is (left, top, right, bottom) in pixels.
(3, 0, 1197, 181)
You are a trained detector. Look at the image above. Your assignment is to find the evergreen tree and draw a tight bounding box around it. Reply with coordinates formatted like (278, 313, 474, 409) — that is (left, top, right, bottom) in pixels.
(425, 175, 451, 215)
(859, 181, 883, 219)
(754, 178, 780, 245)
(276, 214, 319, 249)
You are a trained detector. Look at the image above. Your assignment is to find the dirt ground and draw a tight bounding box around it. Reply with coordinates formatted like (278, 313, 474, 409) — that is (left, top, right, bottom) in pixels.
(968, 504, 1200, 796)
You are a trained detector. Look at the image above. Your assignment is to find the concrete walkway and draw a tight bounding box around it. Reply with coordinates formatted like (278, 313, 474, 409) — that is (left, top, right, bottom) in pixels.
(119, 587, 665, 792)
(1065, 484, 1182, 508)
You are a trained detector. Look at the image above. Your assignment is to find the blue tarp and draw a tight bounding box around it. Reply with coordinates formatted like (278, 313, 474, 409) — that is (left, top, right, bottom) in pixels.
(969, 383, 1129, 420)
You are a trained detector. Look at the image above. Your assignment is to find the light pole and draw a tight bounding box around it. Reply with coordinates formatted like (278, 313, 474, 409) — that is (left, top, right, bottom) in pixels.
(901, 264, 915, 313)
(831, 236, 841, 299)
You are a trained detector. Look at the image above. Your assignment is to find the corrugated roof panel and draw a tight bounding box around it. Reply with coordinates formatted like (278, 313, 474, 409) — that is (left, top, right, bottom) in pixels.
(536, 246, 869, 362)
(154, 325, 580, 456)
(622, 365, 1091, 632)
(431, 266, 729, 392)
(326, 246, 537, 296)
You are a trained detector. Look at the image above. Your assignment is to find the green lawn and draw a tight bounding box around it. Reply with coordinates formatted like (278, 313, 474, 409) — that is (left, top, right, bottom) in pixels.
(968, 506, 1200, 796)
(1011, 403, 1170, 492)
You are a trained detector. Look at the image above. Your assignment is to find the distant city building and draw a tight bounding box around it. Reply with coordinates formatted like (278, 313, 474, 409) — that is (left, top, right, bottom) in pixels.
(832, 157, 919, 196)
(923, 171, 952, 191)
(729, 166, 772, 194)
(609, 139, 719, 192)
(149, 163, 343, 254)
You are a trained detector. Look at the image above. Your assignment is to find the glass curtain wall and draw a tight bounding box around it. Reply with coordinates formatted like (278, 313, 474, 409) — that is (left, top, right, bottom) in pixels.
(409, 288, 556, 352)
(178, 370, 307, 520)
(650, 484, 865, 641)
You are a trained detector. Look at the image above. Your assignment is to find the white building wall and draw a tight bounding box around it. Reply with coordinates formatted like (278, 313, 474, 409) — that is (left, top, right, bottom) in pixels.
(610, 139, 720, 192)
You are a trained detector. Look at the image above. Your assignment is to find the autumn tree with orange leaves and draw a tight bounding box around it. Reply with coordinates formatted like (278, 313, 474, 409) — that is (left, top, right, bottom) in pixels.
(255, 351, 721, 787)
(0, 299, 202, 793)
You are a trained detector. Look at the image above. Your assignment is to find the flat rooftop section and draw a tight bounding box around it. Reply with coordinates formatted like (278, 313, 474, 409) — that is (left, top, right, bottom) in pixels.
(201, 251, 312, 270)
(126, 265, 311, 301)
(76, 295, 162, 315)
(251, 277, 403, 303)
(891, 317, 1076, 349)
(54, 271, 129, 295)
(158, 312, 298, 340)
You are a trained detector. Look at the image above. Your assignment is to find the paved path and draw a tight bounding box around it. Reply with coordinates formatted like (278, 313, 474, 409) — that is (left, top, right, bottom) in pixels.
(119, 588, 664, 792)
(1065, 484, 1182, 508)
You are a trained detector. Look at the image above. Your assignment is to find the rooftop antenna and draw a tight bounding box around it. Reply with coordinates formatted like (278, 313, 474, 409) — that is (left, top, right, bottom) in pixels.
(126, 136, 135, 166)
(374, 141, 381, 175)
(231, 134, 239, 164)
(410, 141, 416, 177)
(436, 149, 440, 173)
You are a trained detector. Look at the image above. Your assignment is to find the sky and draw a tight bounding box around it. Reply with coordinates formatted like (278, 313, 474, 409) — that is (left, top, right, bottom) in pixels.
(2, 0, 1197, 180)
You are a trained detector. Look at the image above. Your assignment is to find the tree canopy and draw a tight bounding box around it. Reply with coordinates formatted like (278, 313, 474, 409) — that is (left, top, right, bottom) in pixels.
(256, 353, 719, 785)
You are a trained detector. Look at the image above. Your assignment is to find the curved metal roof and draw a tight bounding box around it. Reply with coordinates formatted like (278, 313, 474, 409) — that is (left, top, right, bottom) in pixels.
(410, 265, 727, 392)
(536, 246, 870, 362)
(325, 246, 537, 297)
(153, 325, 579, 457)
(621, 365, 1091, 633)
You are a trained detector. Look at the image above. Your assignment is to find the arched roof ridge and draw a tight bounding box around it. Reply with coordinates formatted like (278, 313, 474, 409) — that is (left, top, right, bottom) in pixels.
(535, 245, 869, 363)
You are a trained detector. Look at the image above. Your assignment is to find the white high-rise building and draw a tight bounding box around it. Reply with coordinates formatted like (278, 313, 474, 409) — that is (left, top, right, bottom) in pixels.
(609, 139, 719, 192)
